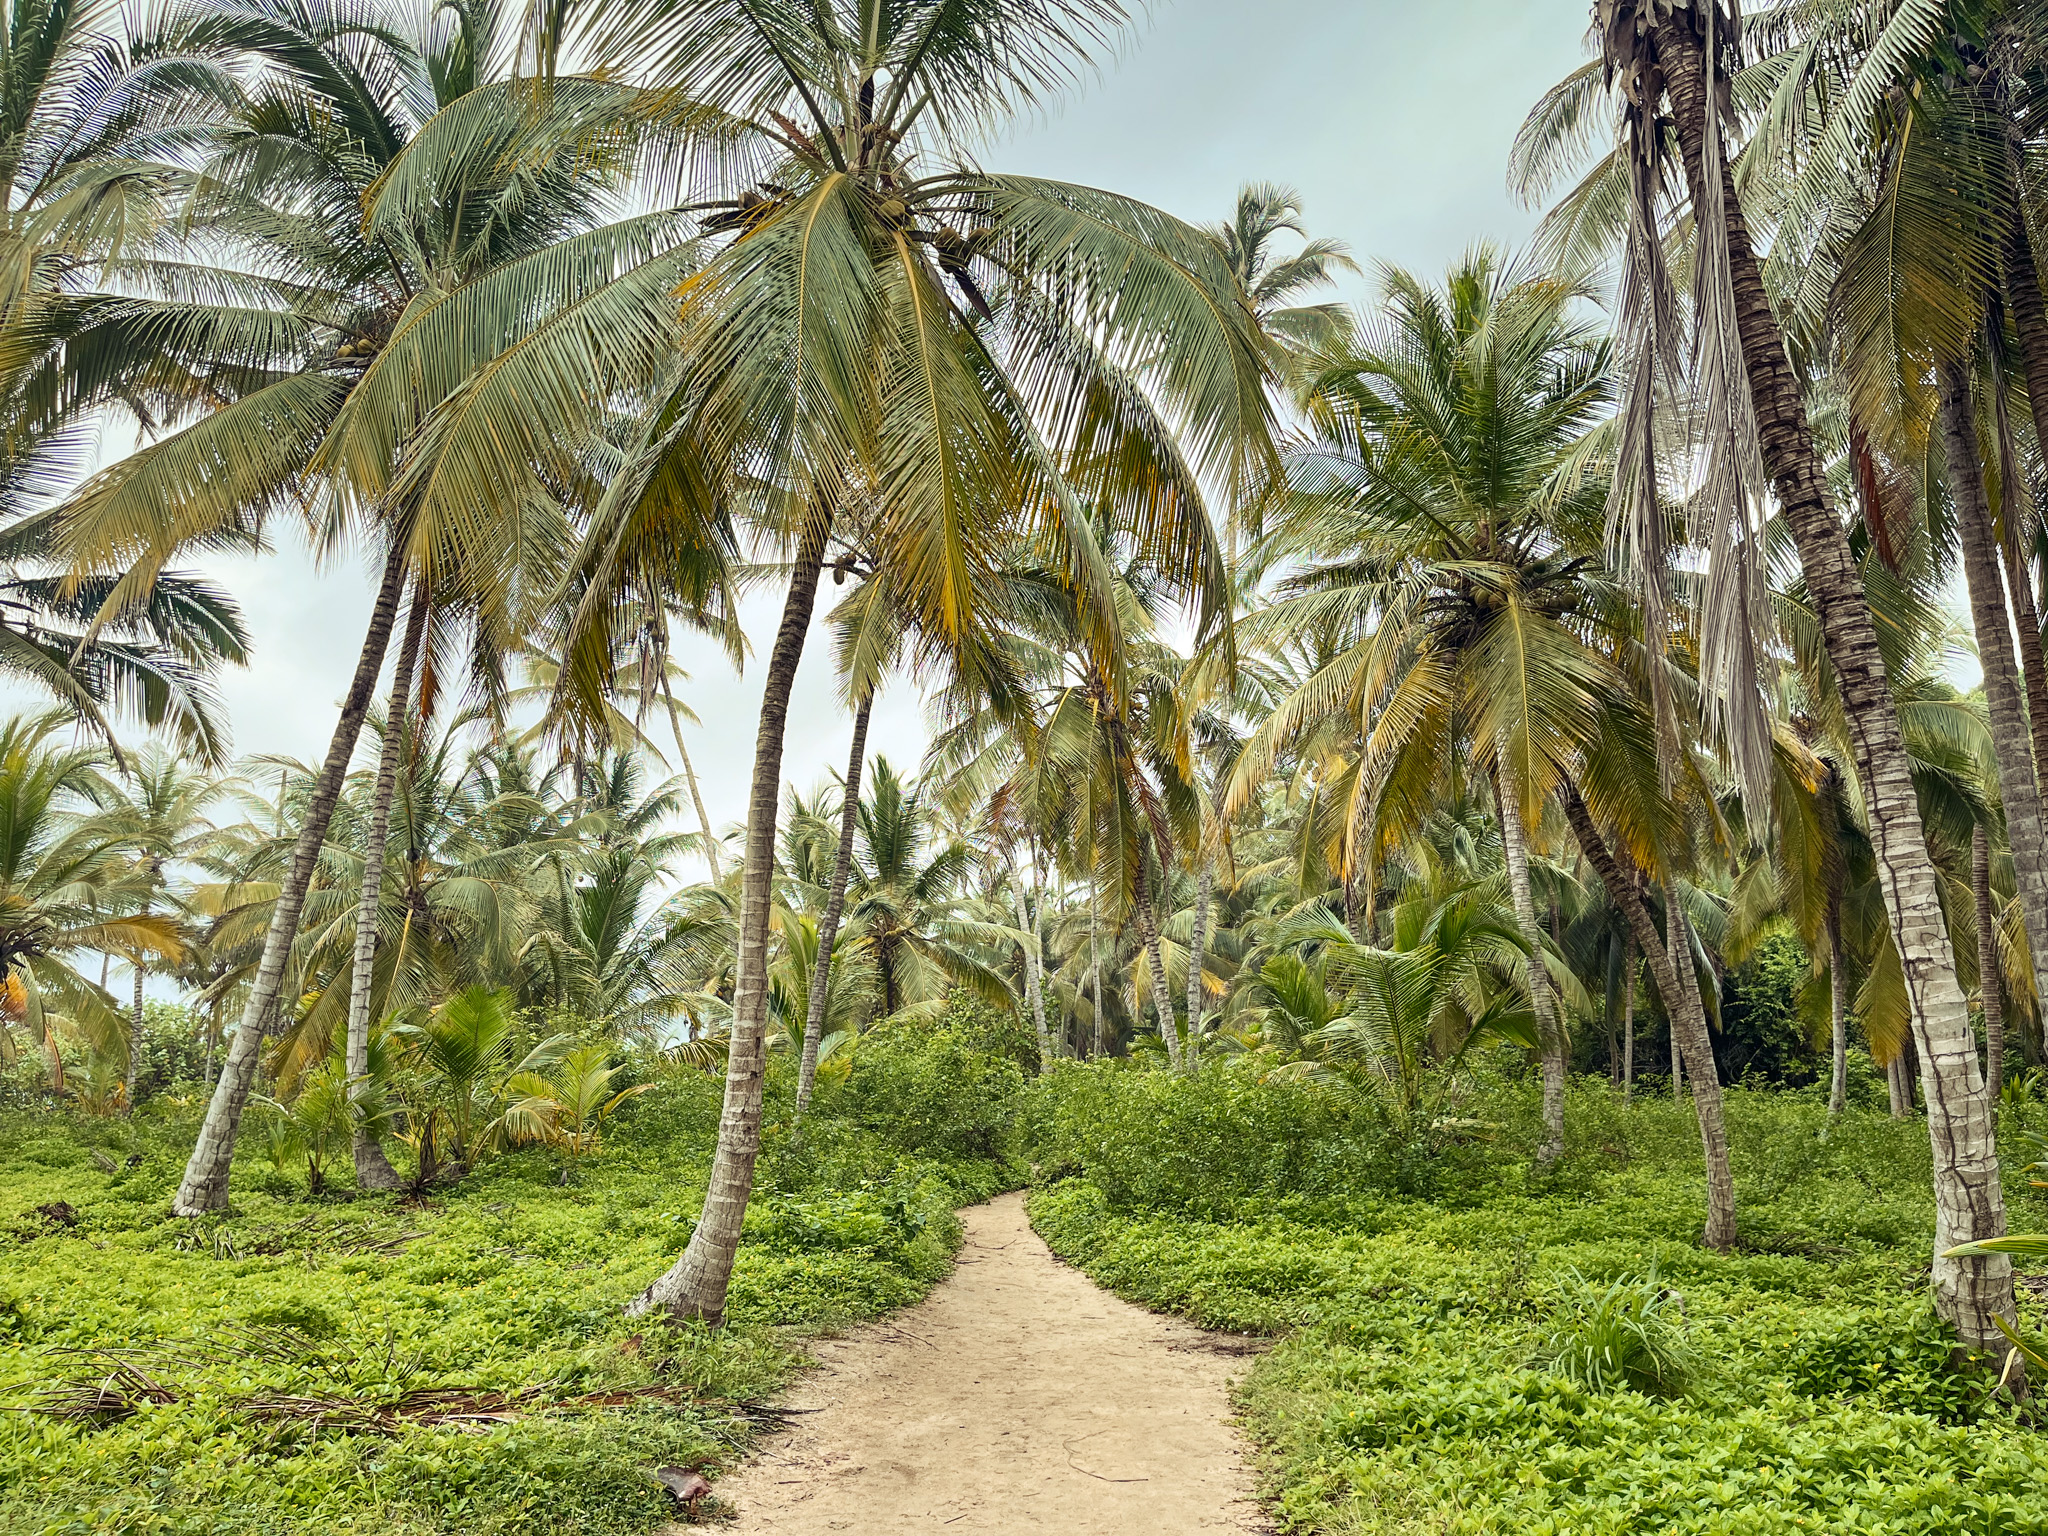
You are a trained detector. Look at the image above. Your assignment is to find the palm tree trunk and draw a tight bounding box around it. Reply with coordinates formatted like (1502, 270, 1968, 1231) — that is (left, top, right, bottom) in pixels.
(659, 668, 723, 884)
(1493, 758, 1564, 1163)
(1560, 782, 1735, 1247)
(795, 691, 872, 1119)
(1827, 906, 1848, 1120)
(126, 937, 144, 1112)
(1942, 365, 2048, 1017)
(629, 510, 831, 1322)
(174, 542, 411, 1217)
(1017, 883, 1052, 1069)
(1131, 854, 1181, 1069)
(348, 578, 427, 1193)
(1184, 861, 1213, 1068)
(1090, 867, 1103, 1058)
(1652, 7, 2012, 1350)
(1975, 822, 2005, 1104)
(1622, 937, 1636, 1104)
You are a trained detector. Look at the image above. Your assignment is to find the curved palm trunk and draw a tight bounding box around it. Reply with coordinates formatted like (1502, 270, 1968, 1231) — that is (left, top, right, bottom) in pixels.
(660, 668, 723, 884)
(348, 579, 428, 1192)
(629, 511, 831, 1322)
(1561, 783, 1735, 1247)
(1941, 366, 2048, 1015)
(1975, 823, 2005, 1103)
(174, 542, 411, 1217)
(1652, 9, 2012, 1350)
(1493, 760, 1564, 1162)
(1131, 853, 1181, 1069)
(795, 691, 872, 1120)
(1184, 861, 1213, 1068)
(1827, 905, 1849, 1120)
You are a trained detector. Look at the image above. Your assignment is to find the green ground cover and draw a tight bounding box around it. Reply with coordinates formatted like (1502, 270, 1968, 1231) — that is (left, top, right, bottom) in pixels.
(0, 1021, 1025, 1536)
(1026, 1064, 2048, 1535)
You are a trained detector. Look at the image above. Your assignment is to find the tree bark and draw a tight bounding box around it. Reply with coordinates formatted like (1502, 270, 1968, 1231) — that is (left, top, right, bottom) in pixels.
(1975, 822, 2005, 1103)
(660, 667, 723, 884)
(1622, 937, 1636, 1104)
(1560, 782, 1735, 1247)
(1493, 757, 1564, 1162)
(1090, 868, 1103, 1058)
(1942, 366, 2048, 1017)
(126, 936, 144, 1111)
(1651, 7, 2012, 1349)
(1827, 906, 1848, 1119)
(794, 691, 872, 1120)
(348, 578, 427, 1192)
(1020, 843, 1053, 1069)
(1131, 853, 1182, 1069)
(174, 542, 411, 1216)
(1184, 861, 1213, 1068)
(629, 510, 831, 1322)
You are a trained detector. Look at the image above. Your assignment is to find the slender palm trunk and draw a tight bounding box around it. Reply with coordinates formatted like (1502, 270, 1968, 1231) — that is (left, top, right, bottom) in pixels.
(629, 511, 831, 1322)
(1561, 783, 1735, 1247)
(1184, 861, 1213, 1069)
(1652, 9, 2012, 1349)
(660, 669, 723, 884)
(1018, 884, 1051, 1069)
(795, 692, 872, 1119)
(1622, 938, 1636, 1104)
(1942, 367, 2048, 1017)
(348, 579, 427, 1192)
(1827, 906, 1849, 1119)
(1493, 759, 1564, 1162)
(1975, 823, 2005, 1103)
(1131, 854, 1181, 1069)
(126, 935, 144, 1112)
(174, 543, 411, 1217)
(1090, 870, 1103, 1058)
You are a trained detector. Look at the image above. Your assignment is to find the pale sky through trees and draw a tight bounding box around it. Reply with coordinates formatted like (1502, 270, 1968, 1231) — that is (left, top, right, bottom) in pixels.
(107, 0, 1594, 872)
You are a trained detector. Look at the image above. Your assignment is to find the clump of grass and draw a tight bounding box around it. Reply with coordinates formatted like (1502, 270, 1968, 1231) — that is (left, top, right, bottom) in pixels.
(1533, 1267, 1695, 1398)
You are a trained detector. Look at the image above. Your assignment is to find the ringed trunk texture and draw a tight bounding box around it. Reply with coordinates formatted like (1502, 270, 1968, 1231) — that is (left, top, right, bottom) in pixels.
(127, 938, 144, 1112)
(794, 692, 872, 1120)
(1184, 861, 1213, 1067)
(1827, 909, 1848, 1120)
(1561, 783, 1735, 1247)
(1941, 367, 2048, 1017)
(1493, 759, 1564, 1163)
(1975, 823, 2005, 1104)
(1652, 7, 2012, 1348)
(349, 579, 427, 1192)
(1622, 940, 1635, 1104)
(629, 512, 830, 1322)
(1090, 874, 1104, 1058)
(174, 543, 411, 1217)
(1131, 855, 1181, 1069)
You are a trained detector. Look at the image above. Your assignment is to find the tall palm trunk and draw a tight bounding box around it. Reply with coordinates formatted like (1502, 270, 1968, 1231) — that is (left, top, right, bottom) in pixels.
(1652, 8, 2012, 1348)
(1184, 861, 1213, 1068)
(1493, 759, 1564, 1162)
(1941, 366, 2048, 1016)
(1827, 904, 1849, 1120)
(660, 668, 723, 883)
(629, 511, 831, 1322)
(348, 579, 428, 1192)
(1131, 853, 1181, 1068)
(794, 692, 872, 1119)
(1622, 936, 1636, 1103)
(1975, 822, 2005, 1103)
(126, 929, 145, 1111)
(1561, 783, 1735, 1247)
(174, 543, 411, 1216)
(1018, 882, 1051, 1069)
(1090, 868, 1103, 1058)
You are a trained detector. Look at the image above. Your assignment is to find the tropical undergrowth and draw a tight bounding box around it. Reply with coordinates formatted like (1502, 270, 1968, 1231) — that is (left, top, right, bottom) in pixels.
(0, 1019, 1025, 1536)
(1026, 1060, 2048, 1535)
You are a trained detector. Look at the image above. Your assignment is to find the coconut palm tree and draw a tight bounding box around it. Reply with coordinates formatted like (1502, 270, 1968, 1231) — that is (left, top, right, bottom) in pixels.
(528, 0, 1277, 1323)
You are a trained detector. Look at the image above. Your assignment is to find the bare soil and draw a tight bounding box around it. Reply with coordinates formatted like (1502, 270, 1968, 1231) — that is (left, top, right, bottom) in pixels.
(700, 1191, 1267, 1533)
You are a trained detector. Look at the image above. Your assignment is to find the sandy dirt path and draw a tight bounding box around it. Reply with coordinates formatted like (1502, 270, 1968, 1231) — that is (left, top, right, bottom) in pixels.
(705, 1191, 1266, 1533)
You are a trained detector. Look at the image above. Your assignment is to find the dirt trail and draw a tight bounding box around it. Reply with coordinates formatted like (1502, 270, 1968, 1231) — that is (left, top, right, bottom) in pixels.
(704, 1191, 1266, 1533)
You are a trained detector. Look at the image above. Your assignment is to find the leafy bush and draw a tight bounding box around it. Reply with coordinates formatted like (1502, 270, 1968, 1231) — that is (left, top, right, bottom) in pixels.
(822, 1000, 1026, 1165)
(1533, 1268, 1695, 1397)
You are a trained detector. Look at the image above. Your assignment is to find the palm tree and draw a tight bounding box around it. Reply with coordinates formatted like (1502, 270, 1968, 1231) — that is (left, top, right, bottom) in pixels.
(539, 0, 1278, 1322)
(1517, 0, 2014, 1349)
(1210, 181, 1358, 392)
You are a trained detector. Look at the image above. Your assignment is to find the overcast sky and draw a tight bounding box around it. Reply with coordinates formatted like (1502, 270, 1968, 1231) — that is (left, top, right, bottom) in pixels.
(95, 0, 1595, 876)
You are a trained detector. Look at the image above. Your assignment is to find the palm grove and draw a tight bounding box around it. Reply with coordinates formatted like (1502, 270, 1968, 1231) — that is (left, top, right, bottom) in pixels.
(4, 0, 2048, 1361)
